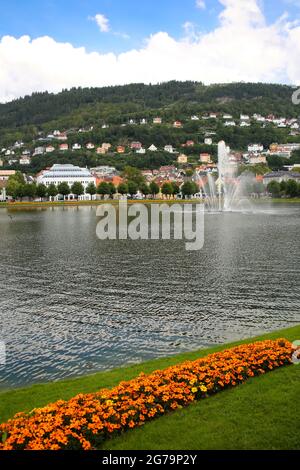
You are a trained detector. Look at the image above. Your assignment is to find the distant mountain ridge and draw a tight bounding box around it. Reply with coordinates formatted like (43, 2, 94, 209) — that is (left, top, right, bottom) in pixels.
(0, 81, 298, 133)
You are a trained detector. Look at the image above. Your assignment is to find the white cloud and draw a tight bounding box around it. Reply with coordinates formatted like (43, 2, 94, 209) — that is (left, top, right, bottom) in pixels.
(0, 0, 300, 102)
(93, 14, 110, 33)
(196, 0, 206, 9)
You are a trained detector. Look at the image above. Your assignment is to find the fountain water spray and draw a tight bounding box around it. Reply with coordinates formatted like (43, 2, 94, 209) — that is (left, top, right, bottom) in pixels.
(197, 141, 254, 213)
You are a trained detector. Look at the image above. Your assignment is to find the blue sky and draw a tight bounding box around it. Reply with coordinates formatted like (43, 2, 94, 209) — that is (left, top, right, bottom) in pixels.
(0, 0, 300, 101)
(0, 0, 298, 54)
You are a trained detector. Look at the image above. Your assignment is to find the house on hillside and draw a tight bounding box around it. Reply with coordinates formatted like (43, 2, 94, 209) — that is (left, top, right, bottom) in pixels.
(249, 155, 267, 165)
(19, 156, 31, 165)
(86, 143, 95, 150)
(200, 153, 212, 164)
(59, 144, 69, 151)
(177, 154, 188, 164)
(130, 142, 142, 150)
(248, 144, 264, 153)
(173, 121, 182, 128)
(33, 147, 45, 156)
(117, 146, 125, 154)
(153, 117, 162, 124)
(102, 143, 112, 151)
(164, 145, 174, 153)
(57, 133, 67, 141)
(72, 143, 82, 151)
(148, 144, 158, 152)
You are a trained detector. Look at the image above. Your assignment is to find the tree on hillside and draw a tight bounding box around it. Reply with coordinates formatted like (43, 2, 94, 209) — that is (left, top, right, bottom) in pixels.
(122, 166, 145, 187)
(185, 169, 194, 178)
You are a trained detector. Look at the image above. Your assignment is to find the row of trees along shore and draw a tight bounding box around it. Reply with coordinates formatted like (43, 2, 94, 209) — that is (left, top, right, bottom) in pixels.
(5, 171, 200, 201)
(267, 179, 300, 198)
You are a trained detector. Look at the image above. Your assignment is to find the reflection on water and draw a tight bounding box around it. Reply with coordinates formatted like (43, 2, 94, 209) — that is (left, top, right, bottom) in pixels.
(0, 204, 299, 389)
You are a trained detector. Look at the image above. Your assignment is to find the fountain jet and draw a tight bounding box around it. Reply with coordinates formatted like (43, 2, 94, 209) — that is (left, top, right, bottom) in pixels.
(197, 141, 254, 213)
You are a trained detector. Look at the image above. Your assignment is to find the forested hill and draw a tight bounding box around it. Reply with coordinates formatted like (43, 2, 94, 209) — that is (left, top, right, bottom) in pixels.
(0, 81, 298, 134)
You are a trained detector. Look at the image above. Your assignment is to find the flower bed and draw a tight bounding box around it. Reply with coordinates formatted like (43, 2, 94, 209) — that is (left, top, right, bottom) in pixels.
(0, 339, 293, 450)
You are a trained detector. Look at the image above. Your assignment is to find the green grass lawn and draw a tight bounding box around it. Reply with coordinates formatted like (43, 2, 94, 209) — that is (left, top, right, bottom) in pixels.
(1, 325, 299, 450)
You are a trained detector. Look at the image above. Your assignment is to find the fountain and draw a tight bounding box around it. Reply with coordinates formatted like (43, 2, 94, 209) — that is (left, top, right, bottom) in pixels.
(197, 141, 255, 213)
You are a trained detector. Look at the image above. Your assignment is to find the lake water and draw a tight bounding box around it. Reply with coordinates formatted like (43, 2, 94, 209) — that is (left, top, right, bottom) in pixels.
(0, 203, 299, 390)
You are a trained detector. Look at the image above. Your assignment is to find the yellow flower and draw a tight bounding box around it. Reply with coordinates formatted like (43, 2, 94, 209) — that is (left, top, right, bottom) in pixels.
(200, 385, 207, 393)
(105, 400, 114, 406)
(191, 387, 198, 393)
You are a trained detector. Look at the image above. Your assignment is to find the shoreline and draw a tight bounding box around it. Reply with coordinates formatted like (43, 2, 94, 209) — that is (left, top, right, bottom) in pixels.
(1, 197, 300, 209)
(0, 324, 299, 422)
(0, 199, 202, 209)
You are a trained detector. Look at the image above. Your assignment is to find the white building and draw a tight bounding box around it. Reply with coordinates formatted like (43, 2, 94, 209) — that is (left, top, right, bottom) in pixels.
(248, 144, 264, 153)
(86, 143, 95, 150)
(33, 147, 45, 156)
(37, 164, 96, 199)
(224, 121, 236, 127)
(253, 114, 266, 122)
(90, 166, 117, 177)
(136, 148, 146, 154)
(19, 156, 31, 165)
(164, 145, 174, 153)
(72, 143, 82, 150)
(148, 144, 158, 152)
